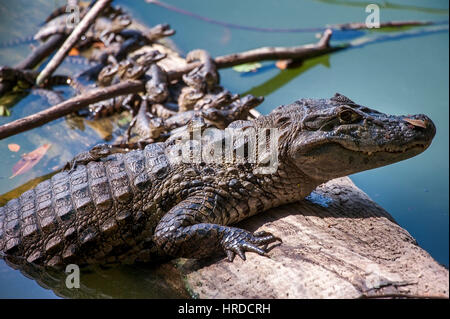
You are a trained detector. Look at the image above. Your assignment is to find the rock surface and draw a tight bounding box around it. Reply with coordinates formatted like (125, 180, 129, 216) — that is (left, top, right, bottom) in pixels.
(178, 177, 449, 298)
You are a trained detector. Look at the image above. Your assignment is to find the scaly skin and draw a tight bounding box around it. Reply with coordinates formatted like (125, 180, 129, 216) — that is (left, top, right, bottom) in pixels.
(150, 103, 177, 119)
(145, 64, 169, 104)
(202, 95, 264, 129)
(92, 58, 150, 118)
(127, 98, 166, 140)
(194, 89, 239, 111)
(134, 50, 166, 67)
(177, 86, 205, 112)
(0, 94, 436, 267)
(97, 64, 120, 87)
(90, 94, 139, 119)
(167, 94, 264, 131)
(183, 49, 220, 92)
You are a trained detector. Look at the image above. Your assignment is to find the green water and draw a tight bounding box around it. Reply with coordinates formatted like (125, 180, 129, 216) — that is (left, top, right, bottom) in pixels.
(0, 0, 448, 298)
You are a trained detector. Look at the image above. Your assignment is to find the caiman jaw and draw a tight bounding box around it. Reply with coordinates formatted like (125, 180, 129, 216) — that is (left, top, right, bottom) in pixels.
(342, 114, 436, 156)
(360, 143, 427, 156)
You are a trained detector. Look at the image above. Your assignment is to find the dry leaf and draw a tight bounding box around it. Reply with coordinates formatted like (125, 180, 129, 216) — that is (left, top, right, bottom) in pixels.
(92, 42, 105, 49)
(10, 144, 51, 179)
(404, 118, 427, 128)
(276, 60, 290, 70)
(68, 48, 80, 56)
(8, 143, 20, 152)
(276, 59, 302, 70)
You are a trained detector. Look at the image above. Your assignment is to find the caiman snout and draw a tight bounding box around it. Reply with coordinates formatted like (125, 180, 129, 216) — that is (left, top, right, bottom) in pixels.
(402, 114, 436, 148)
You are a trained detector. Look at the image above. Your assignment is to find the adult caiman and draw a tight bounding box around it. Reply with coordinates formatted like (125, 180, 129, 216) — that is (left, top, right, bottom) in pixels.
(0, 94, 436, 267)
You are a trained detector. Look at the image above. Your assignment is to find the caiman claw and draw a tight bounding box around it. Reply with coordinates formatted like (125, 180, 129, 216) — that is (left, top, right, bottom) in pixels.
(221, 228, 282, 262)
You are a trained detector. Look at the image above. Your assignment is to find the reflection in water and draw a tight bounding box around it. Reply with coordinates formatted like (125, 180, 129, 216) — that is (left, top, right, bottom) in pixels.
(0, 35, 36, 49)
(347, 24, 449, 49)
(243, 55, 332, 97)
(1, 255, 191, 298)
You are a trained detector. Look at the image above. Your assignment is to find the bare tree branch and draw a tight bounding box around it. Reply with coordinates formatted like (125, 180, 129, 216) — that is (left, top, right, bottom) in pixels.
(35, 0, 112, 86)
(167, 29, 343, 80)
(0, 80, 144, 139)
(332, 20, 433, 30)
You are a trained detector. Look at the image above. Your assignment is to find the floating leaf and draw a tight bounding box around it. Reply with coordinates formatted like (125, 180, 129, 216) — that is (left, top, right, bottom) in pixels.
(232, 62, 262, 73)
(10, 144, 51, 179)
(68, 48, 80, 56)
(92, 42, 105, 49)
(404, 118, 427, 128)
(8, 143, 20, 152)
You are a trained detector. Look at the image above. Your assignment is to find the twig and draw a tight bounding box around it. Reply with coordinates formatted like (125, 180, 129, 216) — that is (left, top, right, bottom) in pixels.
(0, 80, 144, 140)
(332, 20, 433, 30)
(216, 28, 336, 68)
(36, 0, 112, 86)
(167, 29, 342, 80)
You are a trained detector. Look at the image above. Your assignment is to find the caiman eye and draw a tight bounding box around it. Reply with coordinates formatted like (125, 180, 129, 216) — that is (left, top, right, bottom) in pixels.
(339, 109, 360, 124)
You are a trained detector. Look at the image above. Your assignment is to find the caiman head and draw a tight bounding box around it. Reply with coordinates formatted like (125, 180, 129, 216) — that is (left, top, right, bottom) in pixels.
(262, 93, 436, 182)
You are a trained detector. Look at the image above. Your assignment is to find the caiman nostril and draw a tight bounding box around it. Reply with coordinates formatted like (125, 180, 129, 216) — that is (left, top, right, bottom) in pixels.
(403, 115, 436, 142)
(403, 117, 428, 129)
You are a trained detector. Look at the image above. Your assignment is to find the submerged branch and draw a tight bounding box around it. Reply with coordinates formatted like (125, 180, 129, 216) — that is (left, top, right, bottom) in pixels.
(332, 20, 433, 30)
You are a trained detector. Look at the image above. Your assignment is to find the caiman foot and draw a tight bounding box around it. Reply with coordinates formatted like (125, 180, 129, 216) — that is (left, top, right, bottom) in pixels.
(153, 195, 283, 262)
(64, 143, 128, 171)
(221, 228, 282, 262)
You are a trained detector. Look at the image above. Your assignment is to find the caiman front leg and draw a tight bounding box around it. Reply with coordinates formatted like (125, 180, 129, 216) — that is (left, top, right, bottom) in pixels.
(63, 143, 128, 171)
(153, 193, 281, 261)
